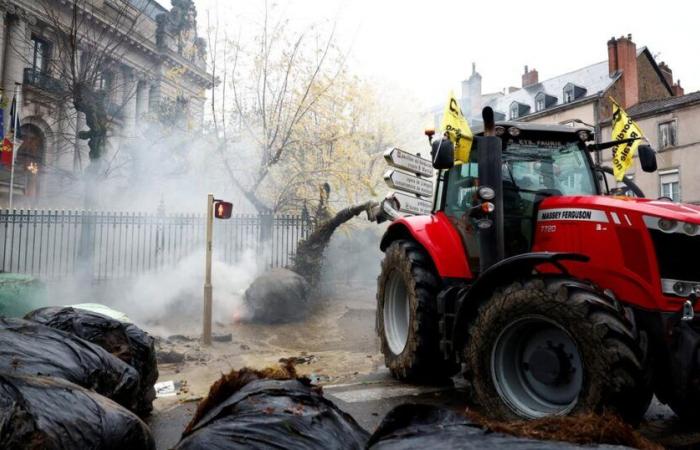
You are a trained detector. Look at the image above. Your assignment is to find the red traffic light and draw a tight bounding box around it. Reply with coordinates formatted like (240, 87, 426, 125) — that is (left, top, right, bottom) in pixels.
(214, 201, 233, 219)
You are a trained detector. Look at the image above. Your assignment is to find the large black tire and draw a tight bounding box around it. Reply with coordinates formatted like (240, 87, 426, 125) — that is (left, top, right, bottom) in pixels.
(465, 278, 652, 423)
(376, 240, 458, 382)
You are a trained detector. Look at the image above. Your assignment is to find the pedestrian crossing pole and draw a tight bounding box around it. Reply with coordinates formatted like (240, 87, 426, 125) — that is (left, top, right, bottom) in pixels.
(203, 193, 214, 346)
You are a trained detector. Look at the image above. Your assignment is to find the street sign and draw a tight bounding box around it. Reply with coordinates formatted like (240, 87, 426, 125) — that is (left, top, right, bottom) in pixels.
(384, 147, 433, 177)
(390, 191, 433, 216)
(384, 169, 433, 197)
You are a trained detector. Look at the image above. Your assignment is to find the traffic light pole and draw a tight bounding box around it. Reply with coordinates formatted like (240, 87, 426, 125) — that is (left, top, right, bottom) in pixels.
(203, 193, 214, 346)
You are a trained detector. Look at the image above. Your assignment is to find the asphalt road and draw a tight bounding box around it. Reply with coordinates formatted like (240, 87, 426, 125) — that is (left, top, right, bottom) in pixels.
(149, 368, 700, 450)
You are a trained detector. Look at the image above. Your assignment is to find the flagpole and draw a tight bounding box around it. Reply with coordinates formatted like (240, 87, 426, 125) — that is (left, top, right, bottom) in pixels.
(8, 83, 19, 211)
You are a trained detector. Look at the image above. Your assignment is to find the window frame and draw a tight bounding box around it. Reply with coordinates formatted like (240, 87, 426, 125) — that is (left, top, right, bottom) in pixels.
(535, 92, 546, 112)
(30, 35, 51, 74)
(563, 84, 575, 103)
(659, 168, 681, 202)
(658, 119, 678, 150)
(510, 102, 519, 120)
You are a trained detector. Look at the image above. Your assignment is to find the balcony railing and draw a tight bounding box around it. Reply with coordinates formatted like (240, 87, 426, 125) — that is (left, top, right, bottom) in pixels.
(23, 68, 62, 93)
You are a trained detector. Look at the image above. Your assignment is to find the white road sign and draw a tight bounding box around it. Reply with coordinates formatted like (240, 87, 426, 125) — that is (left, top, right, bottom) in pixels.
(391, 191, 433, 216)
(384, 169, 433, 197)
(384, 147, 433, 177)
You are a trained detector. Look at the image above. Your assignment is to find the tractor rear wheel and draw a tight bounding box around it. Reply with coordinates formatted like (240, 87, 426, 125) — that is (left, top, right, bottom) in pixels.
(376, 240, 458, 382)
(465, 278, 652, 423)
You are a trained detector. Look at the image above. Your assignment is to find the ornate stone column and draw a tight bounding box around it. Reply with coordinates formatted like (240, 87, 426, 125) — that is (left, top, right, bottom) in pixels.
(135, 78, 150, 127)
(2, 13, 27, 133)
(122, 71, 137, 137)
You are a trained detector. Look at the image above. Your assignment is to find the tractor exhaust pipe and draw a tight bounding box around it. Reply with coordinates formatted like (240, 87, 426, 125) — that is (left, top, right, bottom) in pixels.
(477, 107, 504, 271)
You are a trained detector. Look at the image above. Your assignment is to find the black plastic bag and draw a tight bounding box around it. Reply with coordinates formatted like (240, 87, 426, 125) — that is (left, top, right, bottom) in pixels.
(367, 404, 628, 449)
(175, 369, 368, 449)
(0, 372, 154, 450)
(0, 317, 140, 411)
(25, 306, 158, 415)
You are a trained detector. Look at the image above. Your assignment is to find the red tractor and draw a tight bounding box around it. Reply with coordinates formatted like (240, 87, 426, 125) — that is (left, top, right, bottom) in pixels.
(374, 107, 699, 423)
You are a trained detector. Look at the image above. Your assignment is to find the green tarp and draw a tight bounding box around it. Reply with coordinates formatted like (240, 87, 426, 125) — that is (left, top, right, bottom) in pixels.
(0, 273, 48, 317)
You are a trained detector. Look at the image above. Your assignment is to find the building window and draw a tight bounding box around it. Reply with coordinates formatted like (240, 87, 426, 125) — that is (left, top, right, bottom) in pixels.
(658, 120, 677, 149)
(510, 102, 519, 119)
(535, 94, 545, 112)
(659, 169, 680, 202)
(96, 71, 112, 91)
(30, 36, 51, 73)
(563, 85, 575, 103)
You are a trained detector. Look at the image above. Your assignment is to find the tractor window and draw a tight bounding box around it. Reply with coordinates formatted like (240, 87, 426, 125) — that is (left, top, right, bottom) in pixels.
(501, 141, 596, 256)
(502, 141, 596, 196)
(444, 162, 479, 217)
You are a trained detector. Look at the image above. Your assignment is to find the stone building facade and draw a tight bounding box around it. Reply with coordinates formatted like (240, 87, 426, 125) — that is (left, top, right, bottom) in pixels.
(600, 92, 700, 204)
(0, 0, 211, 207)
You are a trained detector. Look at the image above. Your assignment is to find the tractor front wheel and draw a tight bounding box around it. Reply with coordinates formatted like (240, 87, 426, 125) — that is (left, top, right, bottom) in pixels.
(376, 240, 458, 382)
(465, 278, 652, 423)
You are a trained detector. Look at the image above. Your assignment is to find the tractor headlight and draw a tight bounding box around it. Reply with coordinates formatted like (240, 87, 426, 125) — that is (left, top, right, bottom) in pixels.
(478, 186, 496, 201)
(507, 127, 521, 137)
(683, 222, 698, 235)
(577, 130, 590, 141)
(494, 126, 506, 136)
(658, 218, 678, 232)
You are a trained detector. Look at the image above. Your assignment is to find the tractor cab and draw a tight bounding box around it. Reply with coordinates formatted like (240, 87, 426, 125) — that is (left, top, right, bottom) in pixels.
(436, 122, 599, 271)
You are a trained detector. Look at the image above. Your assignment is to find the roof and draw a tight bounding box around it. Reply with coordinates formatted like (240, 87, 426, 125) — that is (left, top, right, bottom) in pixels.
(624, 91, 700, 118)
(485, 58, 617, 118)
(128, 0, 168, 20)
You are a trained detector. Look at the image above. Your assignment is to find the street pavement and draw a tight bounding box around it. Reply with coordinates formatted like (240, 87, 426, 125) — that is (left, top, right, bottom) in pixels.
(149, 368, 700, 450)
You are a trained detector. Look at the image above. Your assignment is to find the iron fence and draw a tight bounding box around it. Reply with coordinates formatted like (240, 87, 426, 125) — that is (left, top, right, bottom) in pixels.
(0, 209, 312, 281)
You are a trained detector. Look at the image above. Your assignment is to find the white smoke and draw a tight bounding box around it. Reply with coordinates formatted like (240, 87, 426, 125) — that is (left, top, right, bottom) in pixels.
(108, 247, 264, 335)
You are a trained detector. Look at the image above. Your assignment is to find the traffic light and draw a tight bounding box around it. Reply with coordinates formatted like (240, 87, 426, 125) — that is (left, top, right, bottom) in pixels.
(214, 201, 233, 219)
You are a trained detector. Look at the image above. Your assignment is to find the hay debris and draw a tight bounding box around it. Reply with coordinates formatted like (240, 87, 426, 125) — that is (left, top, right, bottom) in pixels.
(465, 410, 662, 450)
(183, 360, 314, 435)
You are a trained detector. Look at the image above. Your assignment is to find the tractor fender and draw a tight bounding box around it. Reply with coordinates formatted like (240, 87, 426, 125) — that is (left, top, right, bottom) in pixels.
(380, 214, 471, 279)
(451, 252, 589, 352)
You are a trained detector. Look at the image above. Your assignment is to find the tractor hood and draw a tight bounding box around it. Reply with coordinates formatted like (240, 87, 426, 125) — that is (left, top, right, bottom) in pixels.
(539, 195, 700, 225)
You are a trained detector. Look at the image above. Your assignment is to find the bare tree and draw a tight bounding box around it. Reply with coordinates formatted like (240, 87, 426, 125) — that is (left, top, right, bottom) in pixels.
(33, 0, 151, 205)
(207, 2, 347, 213)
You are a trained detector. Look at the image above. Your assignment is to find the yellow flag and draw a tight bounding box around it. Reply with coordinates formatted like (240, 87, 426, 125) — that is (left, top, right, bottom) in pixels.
(610, 97, 643, 182)
(440, 91, 473, 164)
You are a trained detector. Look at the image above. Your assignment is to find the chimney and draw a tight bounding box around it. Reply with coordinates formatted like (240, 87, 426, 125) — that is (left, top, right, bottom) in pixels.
(673, 79, 684, 96)
(608, 34, 638, 108)
(658, 61, 673, 88)
(522, 65, 538, 87)
(461, 62, 482, 119)
(607, 37, 618, 75)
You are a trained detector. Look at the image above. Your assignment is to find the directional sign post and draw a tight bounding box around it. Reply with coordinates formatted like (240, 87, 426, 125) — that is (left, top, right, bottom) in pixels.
(384, 147, 433, 177)
(384, 169, 433, 197)
(390, 191, 433, 216)
(383, 147, 434, 217)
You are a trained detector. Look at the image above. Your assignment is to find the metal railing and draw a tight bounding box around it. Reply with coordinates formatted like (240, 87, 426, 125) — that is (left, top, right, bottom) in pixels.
(23, 68, 62, 93)
(0, 209, 312, 281)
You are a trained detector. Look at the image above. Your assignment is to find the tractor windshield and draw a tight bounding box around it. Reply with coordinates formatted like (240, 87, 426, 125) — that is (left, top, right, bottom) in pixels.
(502, 141, 597, 196)
(500, 140, 597, 256)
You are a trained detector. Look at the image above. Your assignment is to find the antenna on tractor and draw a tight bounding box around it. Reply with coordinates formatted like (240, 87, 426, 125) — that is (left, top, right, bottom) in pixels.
(483, 106, 495, 136)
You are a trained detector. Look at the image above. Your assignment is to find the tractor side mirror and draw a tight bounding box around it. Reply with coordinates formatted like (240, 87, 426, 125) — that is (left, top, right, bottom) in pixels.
(430, 136, 454, 169)
(638, 144, 657, 173)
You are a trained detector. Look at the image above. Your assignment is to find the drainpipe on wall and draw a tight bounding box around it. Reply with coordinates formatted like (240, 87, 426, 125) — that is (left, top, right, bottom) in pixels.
(593, 92, 603, 165)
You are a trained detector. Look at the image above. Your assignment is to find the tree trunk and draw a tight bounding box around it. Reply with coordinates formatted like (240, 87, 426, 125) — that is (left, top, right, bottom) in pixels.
(291, 200, 376, 286)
